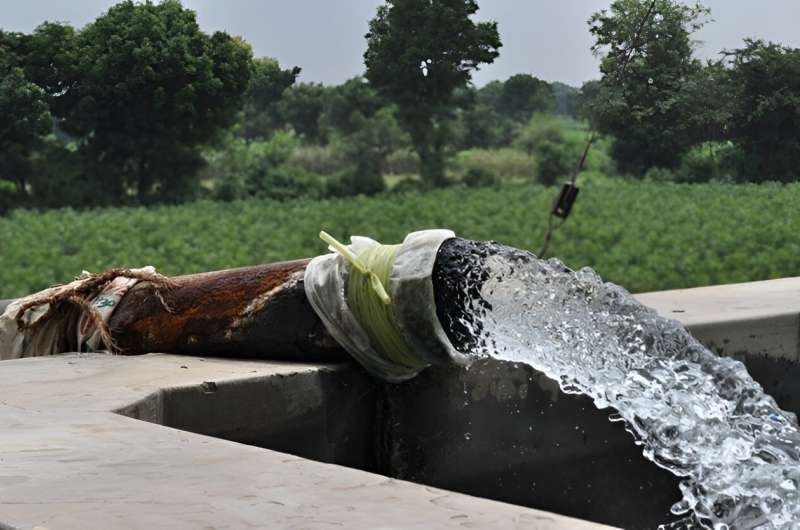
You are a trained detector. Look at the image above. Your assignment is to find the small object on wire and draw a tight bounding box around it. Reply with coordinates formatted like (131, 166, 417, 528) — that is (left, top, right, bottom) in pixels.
(551, 182, 580, 219)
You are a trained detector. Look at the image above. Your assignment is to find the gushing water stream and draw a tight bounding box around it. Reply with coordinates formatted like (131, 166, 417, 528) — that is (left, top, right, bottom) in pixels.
(435, 240, 800, 529)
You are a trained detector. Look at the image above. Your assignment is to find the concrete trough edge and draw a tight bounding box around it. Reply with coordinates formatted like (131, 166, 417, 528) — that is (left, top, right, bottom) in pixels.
(1, 276, 798, 529)
(0, 353, 612, 530)
(636, 276, 800, 361)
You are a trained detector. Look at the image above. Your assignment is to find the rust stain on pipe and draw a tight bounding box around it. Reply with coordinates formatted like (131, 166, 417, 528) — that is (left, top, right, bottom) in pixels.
(109, 259, 348, 362)
(224, 268, 304, 339)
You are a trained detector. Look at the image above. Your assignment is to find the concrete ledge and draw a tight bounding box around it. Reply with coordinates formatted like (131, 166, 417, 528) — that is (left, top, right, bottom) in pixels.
(118, 359, 381, 472)
(0, 353, 610, 530)
(637, 276, 800, 361)
(638, 277, 800, 414)
(375, 277, 800, 528)
(2, 277, 798, 529)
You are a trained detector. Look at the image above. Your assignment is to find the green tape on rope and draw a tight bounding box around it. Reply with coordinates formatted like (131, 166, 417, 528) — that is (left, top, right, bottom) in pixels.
(319, 231, 425, 370)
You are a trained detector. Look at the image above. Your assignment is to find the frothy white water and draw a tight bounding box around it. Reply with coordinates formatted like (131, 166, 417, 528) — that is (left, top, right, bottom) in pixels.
(461, 250, 800, 529)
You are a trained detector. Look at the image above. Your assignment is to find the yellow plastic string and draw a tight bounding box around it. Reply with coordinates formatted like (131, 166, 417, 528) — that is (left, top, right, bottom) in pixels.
(320, 231, 391, 304)
(319, 231, 425, 370)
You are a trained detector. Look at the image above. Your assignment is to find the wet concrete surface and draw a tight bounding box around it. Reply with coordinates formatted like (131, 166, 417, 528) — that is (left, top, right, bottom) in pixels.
(1, 353, 606, 530)
(383, 359, 683, 529)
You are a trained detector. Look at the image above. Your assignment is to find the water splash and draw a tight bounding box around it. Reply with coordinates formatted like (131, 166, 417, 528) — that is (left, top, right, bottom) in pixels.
(438, 241, 800, 529)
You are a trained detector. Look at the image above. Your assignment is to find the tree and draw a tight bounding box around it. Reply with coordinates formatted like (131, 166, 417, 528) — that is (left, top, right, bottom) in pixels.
(320, 76, 384, 138)
(588, 0, 713, 175)
(458, 101, 508, 149)
(332, 106, 407, 196)
(241, 57, 301, 140)
(724, 40, 800, 182)
(454, 81, 516, 149)
(476, 80, 504, 110)
(550, 81, 581, 118)
(55, 0, 252, 203)
(364, 0, 501, 187)
(14, 22, 79, 108)
(574, 80, 603, 122)
(497, 74, 555, 122)
(276, 82, 329, 143)
(534, 137, 573, 186)
(0, 33, 52, 197)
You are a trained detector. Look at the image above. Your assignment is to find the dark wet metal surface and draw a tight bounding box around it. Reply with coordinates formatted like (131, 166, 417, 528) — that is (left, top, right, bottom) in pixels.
(109, 260, 348, 361)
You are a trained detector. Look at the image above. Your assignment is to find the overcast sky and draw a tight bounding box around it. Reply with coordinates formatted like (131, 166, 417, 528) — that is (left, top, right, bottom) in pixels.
(3, 1, 799, 87)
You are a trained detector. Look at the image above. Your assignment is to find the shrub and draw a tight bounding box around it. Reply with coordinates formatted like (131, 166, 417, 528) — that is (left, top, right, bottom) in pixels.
(260, 165, 324, 201)
(513, 114, 602, 185)
(0, 180, 19, 215)
(644, 166, 677, 182)
(384, 148, 420, 175)
(287, 145, 348, 175)
(327, 156, 386, 197)
(453, 148, 536, 181)
(462, 167, 499, 188)
(677, 146, 720, 183)
(26, 141, 126, 208)
(203, 131, 300, 200)
(514, 113, 575, 153)
(674, 142, 744, 183)
(388, 177, 426, 195)
(213, 171, 248, 202)
(534, 139, 573, 186)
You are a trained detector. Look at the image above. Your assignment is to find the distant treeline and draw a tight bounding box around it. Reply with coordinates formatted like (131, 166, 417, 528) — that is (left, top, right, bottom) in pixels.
(1, 0, 798, 212)
(585, 0, 800, 185)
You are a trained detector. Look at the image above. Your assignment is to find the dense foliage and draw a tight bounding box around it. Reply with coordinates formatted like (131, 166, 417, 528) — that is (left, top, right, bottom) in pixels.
(586, 0, 800, 183)
(724, 40, 800, 183)
(587, 0, 715, 175)
(0, 32, 52, 199)
(1, 1, 252, 206)
(364, 0, 501, 187)
(2, 179, 798, 299)
(1, 0, 799, 217)
(240, 57, 301, 140)
(64, 1, 252, 203)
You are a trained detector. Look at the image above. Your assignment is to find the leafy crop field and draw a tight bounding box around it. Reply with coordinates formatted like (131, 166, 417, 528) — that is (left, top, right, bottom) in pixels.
(1, 178, 798, 299)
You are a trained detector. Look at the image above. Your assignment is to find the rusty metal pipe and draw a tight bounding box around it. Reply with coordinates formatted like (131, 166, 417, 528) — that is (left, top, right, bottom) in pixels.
(108, 259, 349, 362)
(3, 234, 488, 369)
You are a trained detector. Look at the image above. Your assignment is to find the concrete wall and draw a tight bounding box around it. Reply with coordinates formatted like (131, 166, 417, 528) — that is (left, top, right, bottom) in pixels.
(144, 354, 800, 529)
(2, 277, 798, 529)
(383, 360, 682, 529)
(1, 354, 607, 530)
(637, 277, 800, 362)
(122, 366, 381, 472)
(639, 277, 800, 415)
(378, 279, 800, 528)
(127, 277, 800, 530)
(143, 359, 680, 528)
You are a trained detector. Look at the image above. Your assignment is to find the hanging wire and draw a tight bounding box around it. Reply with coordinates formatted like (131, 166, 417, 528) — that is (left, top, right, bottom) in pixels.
(537, 0, 658, 258)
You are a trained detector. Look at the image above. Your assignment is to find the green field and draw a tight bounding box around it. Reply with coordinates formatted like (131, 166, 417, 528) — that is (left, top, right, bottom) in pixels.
(2, 178, 798, 299)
